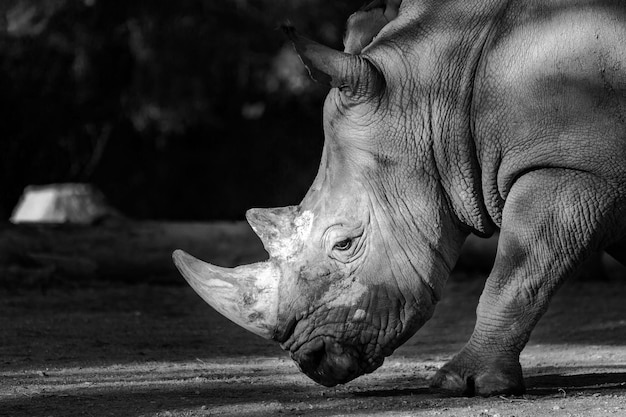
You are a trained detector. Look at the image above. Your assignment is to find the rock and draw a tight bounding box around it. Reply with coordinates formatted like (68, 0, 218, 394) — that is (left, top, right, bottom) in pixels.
(10, 183, 120, 225)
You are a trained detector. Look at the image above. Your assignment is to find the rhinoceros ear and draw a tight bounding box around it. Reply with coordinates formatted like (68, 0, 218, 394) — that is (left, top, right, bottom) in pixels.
(344, 0, 400, 54)
(282, 25, 383, 98)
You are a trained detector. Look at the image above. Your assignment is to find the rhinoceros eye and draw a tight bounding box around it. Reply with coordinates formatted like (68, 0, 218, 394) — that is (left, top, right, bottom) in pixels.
(333, 238, 353, 251)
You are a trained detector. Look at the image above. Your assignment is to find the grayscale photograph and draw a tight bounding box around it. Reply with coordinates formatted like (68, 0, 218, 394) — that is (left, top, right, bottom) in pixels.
(1, 0, 626, 416)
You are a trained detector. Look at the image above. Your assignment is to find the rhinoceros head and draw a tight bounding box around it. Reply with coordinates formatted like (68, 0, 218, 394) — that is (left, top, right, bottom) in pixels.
(174, 22, 468, 386)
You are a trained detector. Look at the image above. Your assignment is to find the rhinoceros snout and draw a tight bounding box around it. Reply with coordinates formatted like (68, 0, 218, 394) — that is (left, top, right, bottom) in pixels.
(291, 336, 366, 387)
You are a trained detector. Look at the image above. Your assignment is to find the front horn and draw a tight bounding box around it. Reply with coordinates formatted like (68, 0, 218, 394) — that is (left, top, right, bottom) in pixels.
(172, 250, 279, 339)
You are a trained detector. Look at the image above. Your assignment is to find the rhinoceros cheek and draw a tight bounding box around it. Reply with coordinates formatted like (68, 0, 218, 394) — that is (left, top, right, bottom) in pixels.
(291, 336, 379, 387)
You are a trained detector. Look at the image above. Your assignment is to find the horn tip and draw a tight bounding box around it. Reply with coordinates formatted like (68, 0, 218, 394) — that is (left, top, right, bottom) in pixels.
(172, 248, 185, 259)
(172, 249, 192, 268)
(244, 208, 259, 223)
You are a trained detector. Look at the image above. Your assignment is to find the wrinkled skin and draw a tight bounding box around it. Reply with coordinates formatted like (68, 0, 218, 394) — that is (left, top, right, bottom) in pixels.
(175, 0, 626, 396)
(270, 90, 464, 385)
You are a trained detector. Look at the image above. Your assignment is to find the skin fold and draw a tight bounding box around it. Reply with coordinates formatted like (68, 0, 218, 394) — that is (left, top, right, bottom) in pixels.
(174, 0, 626, 397)
(355, 0, 626, 396)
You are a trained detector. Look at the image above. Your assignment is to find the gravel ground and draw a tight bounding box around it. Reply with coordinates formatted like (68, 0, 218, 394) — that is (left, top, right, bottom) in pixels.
(1, 274, 626, 416)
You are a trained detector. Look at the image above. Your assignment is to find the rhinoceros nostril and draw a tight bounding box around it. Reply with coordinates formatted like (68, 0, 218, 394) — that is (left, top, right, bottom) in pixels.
(294, 337, 325, 368)
(307, 346, 327, 374)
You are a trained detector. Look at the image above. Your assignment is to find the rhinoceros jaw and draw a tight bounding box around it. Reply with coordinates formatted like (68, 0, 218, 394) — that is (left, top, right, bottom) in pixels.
(172, 250, 279, 340)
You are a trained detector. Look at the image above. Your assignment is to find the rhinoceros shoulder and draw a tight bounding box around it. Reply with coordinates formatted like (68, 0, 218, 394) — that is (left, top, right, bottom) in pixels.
(473, 0, 626, 214)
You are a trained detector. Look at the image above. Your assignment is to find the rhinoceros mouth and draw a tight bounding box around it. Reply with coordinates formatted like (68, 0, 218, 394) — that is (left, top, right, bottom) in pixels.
(277, 303, 388, 386)
(289, 334, 382, 387)
(280, 314, 386, 386)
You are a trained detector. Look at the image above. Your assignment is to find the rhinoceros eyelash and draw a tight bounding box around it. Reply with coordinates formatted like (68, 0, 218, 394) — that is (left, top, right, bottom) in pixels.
(333, 238, 353, 251)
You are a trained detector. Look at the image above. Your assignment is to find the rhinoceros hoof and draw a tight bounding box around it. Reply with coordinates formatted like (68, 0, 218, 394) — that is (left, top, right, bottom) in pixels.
(430, 357, 525, 397)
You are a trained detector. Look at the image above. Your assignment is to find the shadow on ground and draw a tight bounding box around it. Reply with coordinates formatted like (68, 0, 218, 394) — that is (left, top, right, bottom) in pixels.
(1, 275, 626, 416)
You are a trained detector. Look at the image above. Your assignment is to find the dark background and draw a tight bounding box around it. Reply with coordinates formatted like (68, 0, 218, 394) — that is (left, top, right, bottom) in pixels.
(0, 0, 364, 221)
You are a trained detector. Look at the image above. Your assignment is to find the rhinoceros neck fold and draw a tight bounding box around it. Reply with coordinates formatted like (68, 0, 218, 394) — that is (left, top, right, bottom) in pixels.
(172, 250, 280, 340)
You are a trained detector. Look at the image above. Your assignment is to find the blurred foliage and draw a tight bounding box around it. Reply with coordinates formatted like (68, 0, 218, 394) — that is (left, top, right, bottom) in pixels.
(0, 0, 362, 219)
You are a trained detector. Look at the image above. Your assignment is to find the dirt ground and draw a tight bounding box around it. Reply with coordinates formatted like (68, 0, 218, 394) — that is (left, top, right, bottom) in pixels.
(2, 271, 626, 417)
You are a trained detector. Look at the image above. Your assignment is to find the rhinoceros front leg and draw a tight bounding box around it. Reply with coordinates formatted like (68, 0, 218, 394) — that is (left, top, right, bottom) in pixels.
(431, 169, 622, 396)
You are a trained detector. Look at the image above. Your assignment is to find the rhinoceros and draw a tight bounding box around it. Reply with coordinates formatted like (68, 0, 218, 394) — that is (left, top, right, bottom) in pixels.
(173, 0, 626, 396)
